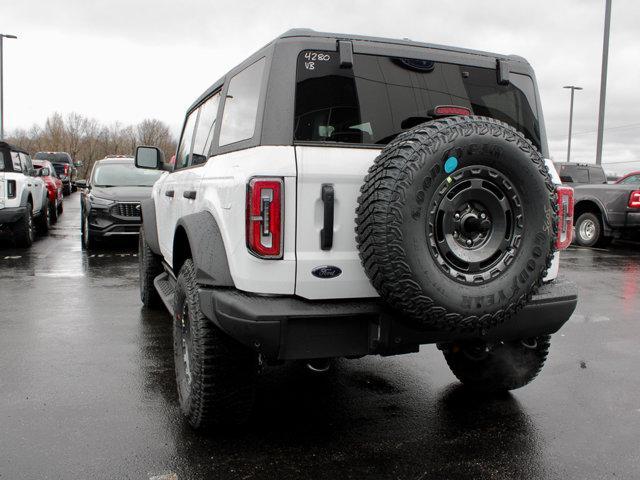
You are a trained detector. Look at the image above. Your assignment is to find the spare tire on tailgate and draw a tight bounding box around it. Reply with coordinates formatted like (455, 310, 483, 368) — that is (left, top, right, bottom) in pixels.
(356, 116, 557, 333)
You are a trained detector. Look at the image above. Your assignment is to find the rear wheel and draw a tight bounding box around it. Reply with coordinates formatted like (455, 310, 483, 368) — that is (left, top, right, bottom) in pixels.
(57, 200, 64, 215)
(139, 227, 163, 309)
(174, 259, 257, 429)
(63, 183, 72, 196)
(442, 335, 551, 392)
(12, 202, 34, 248)
(574, 212, 609, 247)
(35, 199, 51, 234)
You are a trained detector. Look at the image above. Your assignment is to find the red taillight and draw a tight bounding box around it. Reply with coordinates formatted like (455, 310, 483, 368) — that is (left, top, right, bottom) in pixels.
(629, 190, 640, 209)
(246, 177, 283, 259)
(433, 105, 472, 117)
(64, 164, 69, 175)
(556, 186, 574, 250)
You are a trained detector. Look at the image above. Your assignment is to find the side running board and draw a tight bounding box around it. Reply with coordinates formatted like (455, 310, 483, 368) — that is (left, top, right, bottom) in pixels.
(154, 272, 176, 316)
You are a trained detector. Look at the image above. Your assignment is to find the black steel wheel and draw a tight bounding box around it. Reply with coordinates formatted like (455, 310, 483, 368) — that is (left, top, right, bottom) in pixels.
(428, 166, 525, 285)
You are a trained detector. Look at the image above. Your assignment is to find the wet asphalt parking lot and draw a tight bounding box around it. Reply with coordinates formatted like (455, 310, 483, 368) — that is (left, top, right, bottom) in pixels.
(1, 193, 639, 480)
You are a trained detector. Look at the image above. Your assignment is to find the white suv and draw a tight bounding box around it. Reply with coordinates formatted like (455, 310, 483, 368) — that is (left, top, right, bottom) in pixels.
(135, 30, 578, 429)
(0, 141, 51, 247)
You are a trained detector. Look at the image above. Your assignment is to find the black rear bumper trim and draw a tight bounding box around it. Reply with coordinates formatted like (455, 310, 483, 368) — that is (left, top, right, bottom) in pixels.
(199, 279, 578, 360)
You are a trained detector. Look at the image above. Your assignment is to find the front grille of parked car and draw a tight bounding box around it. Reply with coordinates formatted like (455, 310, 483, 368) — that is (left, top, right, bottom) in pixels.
(112, 202, 141, 218)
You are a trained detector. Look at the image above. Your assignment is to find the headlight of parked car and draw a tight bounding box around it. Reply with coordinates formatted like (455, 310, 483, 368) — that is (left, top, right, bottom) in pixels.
(89, 194, 115, 207)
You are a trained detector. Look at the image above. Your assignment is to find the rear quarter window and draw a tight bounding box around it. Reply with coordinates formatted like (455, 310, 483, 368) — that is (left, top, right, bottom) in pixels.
(219, 57, 266, 147)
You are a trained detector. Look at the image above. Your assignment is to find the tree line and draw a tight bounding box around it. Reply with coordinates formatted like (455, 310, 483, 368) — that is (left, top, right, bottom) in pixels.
(6, 113, 176, 179)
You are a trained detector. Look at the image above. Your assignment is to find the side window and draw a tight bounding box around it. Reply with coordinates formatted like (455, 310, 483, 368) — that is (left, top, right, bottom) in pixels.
(175, 110, 199, 170)
(11, 152, 22, 172)
(219, 57, 266, 146)
(191, 92, 221, 165)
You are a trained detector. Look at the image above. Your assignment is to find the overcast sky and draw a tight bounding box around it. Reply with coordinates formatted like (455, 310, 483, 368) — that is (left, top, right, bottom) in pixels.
(2, 0, 639, 173)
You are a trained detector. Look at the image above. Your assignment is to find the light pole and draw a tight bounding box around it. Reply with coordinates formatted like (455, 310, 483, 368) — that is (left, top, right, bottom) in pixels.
(596, 0, 613, 165)
(563, 85, 583, 163)
(0, 33, 18, 141)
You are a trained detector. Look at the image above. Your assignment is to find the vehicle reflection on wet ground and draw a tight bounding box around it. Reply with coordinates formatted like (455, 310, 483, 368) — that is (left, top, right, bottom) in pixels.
(1, 193, 639, 479)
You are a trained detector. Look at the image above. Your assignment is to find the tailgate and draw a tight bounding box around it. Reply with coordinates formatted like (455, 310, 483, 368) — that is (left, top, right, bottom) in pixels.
(294, 146, 379, 300)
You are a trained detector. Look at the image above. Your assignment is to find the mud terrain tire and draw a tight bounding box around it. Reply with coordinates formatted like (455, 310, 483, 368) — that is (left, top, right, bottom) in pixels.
(442, 335, 551, 391)
(173, 259, 257, 429)
(356, 116, 557, 333)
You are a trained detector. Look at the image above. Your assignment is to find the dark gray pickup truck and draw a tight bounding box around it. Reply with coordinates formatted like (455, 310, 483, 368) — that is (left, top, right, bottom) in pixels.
(555, 163, 640, 246)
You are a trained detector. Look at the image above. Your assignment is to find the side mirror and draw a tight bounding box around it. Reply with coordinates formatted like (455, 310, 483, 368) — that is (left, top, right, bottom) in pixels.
(38, 167, 50, 176)
(75, 179, 88, 189)
(135, 146, 164, 170)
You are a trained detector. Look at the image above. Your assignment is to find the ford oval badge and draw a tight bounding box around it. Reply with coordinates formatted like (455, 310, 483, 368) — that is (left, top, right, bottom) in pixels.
(311, 265, 342, 279)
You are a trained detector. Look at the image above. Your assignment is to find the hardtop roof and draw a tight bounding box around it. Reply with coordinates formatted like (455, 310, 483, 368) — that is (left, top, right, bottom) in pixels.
(0, 141, 29, 155)
(186, 28, 529, 115)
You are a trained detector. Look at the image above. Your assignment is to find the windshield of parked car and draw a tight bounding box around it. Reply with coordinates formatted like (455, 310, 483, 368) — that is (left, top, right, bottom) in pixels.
(33, 152, 72, 163)
(619, 174, 640, 185)
(295, 51, 541, 150)
(92, 162, 163, 187)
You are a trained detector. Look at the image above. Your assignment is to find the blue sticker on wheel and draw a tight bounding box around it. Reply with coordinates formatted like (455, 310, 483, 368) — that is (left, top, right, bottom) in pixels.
(444, 156, 458, 174)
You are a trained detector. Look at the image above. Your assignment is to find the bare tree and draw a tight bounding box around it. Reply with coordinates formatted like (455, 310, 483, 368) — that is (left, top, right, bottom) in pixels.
(5, 113, 177, 179)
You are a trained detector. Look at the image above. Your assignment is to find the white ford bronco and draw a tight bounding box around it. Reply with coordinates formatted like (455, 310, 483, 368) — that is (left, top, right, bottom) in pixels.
(0, 141, 51, 247)
(135, 29, 578, 429)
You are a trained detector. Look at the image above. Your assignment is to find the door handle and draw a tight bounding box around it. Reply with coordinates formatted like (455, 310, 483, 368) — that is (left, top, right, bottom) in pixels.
(183, 190, 197, 200)
(320, 184, 334, 251)
(165, 190, 175, 198)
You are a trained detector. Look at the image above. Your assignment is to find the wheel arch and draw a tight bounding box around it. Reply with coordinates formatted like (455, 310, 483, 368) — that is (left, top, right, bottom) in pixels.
(574, 199, 606, 225)
(140, 198, 161, 255)
(172, 211, 234, 287)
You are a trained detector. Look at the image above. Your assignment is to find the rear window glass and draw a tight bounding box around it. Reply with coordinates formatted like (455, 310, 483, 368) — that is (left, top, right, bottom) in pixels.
(33, 152, 72, 163)
(574, 168, 590, 183)
(295, 51, 541, 150)
(589, 167, 606, 184)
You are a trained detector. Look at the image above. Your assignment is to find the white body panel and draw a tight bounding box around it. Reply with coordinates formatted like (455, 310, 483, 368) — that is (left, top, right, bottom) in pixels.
(154, 148, 562, 298)
(155, 146, 297, 295)
(544, 158, 561, 282)
(0, 171, 44, 213)
(294, 146, 379, 299)
(0, 172, 5, 208)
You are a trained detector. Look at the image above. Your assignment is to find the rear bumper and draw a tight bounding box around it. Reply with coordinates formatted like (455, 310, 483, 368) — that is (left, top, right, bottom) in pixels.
(199, 278, 578, 360)
(0, 206, 27, 225)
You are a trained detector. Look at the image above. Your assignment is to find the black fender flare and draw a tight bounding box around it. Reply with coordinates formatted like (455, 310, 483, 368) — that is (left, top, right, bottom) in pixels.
(175, 210, 234, 287)
(19, 187, 30, 209)
(140, 198, 161, 255)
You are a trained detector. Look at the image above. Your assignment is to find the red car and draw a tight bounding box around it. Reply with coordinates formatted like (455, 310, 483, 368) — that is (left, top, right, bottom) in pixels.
(615, 171, 640, 185)
(33, 159, 64, 222)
